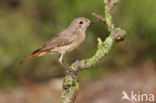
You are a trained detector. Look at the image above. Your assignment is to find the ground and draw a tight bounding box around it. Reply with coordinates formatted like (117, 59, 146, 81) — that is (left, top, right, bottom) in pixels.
(0, 61, 156, 103)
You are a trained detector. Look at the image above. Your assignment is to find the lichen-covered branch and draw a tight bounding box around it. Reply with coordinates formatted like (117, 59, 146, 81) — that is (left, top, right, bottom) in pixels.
(61, 0, 126, 103)
(61, 75, 79, 103)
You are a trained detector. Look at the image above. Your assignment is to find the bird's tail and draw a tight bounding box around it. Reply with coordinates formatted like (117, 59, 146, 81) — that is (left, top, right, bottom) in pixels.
(19, 52, 41, 65)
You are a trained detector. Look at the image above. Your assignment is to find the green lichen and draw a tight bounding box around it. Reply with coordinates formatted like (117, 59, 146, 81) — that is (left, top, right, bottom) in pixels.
(71, 64, 77, 71)
(61, 0, 126, 103)
(104, 0, 113, 31)
(61, 76, 79, 103)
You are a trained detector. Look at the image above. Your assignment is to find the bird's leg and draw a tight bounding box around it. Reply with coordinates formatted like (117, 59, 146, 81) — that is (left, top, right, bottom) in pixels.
(62, 61, 78, 80)
(59, 54, 70, 72)
(59, 54, 77, 79)
(62, 61, 77, 74)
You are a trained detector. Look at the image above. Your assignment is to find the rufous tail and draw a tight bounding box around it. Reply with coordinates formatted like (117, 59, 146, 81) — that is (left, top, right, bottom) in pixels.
(19, 52, 41, 65)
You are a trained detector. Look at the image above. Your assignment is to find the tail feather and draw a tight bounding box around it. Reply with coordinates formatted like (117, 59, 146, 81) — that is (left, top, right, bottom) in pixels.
(19, 52, 41, 65)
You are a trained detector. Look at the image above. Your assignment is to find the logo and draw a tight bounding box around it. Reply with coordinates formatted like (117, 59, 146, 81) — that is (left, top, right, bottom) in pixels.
(121, 91, 155, 102)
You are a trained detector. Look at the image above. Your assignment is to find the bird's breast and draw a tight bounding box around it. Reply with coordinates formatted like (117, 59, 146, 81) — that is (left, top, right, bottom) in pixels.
(72, 32, 86, 48)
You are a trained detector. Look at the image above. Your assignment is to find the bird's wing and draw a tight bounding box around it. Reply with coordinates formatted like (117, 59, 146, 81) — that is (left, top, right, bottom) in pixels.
(32, 30, 78, 54)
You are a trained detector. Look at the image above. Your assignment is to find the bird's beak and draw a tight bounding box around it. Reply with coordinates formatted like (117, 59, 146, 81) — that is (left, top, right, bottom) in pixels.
(90, 21, 96, 24)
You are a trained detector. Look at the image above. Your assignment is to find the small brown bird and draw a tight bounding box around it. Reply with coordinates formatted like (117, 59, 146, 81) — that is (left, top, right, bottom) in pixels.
(20, 17, 94, 72)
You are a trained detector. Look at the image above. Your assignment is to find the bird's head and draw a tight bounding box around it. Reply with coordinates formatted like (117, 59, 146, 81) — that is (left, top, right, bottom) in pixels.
(69, 17, 95, 32)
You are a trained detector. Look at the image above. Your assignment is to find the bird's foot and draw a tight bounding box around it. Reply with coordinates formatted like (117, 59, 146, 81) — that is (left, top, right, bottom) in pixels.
(65, 70, 78, 81)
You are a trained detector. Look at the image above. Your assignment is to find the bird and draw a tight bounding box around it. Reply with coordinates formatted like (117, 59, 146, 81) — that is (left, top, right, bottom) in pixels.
(19, 17, 94, 74)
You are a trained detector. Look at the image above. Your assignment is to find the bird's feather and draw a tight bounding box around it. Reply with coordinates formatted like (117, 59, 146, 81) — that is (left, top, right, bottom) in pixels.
(36, 30, 78, 52)
(19, 52, 43, 65)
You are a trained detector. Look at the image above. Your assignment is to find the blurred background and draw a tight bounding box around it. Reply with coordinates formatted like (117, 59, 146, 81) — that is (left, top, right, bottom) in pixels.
(0, 0, 156, 103)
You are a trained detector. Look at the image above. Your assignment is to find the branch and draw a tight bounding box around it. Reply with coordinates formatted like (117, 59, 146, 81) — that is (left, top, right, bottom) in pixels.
(61, 0, 126, 103)
(92, 13, 106, 24)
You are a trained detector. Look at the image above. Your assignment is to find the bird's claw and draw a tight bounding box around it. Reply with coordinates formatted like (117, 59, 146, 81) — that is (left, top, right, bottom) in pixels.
(65, 70, 78, 81)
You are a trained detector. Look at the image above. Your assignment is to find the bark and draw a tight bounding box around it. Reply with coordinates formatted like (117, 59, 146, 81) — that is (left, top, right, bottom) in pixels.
(61, 0, 126, 103)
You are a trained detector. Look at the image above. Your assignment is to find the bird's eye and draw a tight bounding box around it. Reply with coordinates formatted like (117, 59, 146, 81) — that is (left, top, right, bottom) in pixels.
(79, 21, 83, 24)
